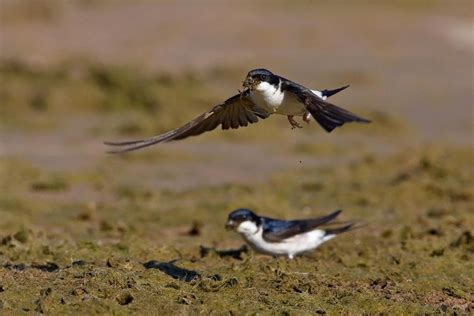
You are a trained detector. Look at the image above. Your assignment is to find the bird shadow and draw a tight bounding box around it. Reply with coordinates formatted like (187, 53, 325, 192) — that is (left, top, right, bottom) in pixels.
(199, 245, 249, 260)
(3, 262, 60, 272)
(143, 260, 202, 282)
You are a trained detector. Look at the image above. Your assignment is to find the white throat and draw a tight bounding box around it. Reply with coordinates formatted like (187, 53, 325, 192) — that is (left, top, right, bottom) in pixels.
(250, 81, 285, 112)
(249, 80, 305, 116)
(236, 220, 259, 236)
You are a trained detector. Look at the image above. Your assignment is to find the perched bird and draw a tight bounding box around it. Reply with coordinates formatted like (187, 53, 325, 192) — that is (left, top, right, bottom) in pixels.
(225, 208, 358, 259)
(105, 68, 370, 153)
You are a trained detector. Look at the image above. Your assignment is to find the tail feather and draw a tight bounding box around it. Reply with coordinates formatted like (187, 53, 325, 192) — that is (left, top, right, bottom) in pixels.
(321, 85, 350, 98)
(324, 221, 365, 236)
(324, 223, 354, 236)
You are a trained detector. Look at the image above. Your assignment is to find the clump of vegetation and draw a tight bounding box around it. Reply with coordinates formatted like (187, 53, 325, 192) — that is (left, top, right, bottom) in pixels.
(30, 175, 69, 192)
(0, 58, 213, 132)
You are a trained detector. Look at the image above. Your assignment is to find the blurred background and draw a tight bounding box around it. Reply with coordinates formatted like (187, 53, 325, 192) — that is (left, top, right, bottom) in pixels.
(0, 0, 473, 314)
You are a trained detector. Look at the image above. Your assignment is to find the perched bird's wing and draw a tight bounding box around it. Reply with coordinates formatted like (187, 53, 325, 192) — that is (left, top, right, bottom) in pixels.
(261, 210, 343, 243)
(283, 80, 370, 132)
(104, 91, 270, 153)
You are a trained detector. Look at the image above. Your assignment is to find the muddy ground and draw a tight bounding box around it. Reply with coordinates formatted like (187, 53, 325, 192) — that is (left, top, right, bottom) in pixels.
(0, 1, 473, 314)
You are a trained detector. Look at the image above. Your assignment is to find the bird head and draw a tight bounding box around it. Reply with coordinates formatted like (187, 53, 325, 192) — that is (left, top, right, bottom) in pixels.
(225, 208, 261, 234)
(242, 68, 274, 91)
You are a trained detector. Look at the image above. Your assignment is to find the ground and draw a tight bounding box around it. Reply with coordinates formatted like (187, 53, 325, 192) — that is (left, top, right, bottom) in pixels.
(0, 1, 473, 314)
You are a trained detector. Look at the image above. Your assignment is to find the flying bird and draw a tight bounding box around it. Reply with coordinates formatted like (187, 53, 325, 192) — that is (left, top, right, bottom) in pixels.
(225, 208, 359, 259)
(105, 68, 370, 153)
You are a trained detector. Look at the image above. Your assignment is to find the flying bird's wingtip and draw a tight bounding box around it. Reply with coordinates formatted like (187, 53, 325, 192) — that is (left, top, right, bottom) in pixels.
(105, 149, 123, 154)
(104, 140, 129, 154)
(103, 140, 135, 146)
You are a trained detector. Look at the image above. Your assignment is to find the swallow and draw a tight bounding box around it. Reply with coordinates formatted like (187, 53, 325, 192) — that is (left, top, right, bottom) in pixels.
(225, 208, 359, 259)
(105, 68, 370, 153)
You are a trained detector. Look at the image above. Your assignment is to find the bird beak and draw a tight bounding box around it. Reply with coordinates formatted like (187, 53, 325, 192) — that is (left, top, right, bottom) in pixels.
(225, 220, 236, 230)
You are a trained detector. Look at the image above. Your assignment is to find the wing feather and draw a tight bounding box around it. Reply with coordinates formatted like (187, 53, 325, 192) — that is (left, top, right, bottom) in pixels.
(104, 91, 270, 153)
(230, 105, 240, 129)
(262, 210, 343, 243)
(221, 106, 231, 130)
(281, 81, 370, 133)
(246, 110, 259, 123)
(299, 91, 370, 132)
(239, 107, 249, 126)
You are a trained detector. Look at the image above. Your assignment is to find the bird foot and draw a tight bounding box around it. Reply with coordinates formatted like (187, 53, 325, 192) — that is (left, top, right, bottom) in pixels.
(287, 116, 302, 129)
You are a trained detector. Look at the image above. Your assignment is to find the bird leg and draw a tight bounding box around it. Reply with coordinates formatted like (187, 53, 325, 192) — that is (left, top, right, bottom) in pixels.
(287, 115, 302, 129)
(303, 112, 312, 124)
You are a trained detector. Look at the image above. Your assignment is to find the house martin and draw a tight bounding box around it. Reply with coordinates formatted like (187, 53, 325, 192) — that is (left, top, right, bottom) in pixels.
(225, 208, 359, 259)
(105, 68, 370, 153)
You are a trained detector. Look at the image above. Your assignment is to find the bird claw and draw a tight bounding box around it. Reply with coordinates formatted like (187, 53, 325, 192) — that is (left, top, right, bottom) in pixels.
(287, 116, 303, 129)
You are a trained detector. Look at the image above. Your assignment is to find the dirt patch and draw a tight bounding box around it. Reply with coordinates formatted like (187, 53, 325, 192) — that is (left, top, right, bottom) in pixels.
(1, 145, 473, 313)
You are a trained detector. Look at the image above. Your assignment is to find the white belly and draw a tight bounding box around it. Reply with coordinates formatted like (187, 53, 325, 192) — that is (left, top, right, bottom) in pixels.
(242, 228, 333, 258)
(249, 81, 305, 116)
(275, 94, 306, 116)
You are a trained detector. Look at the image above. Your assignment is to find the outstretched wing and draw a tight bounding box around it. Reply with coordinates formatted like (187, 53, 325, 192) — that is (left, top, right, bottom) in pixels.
(104, 91, 270, 153)
(261, 210, 343, 243)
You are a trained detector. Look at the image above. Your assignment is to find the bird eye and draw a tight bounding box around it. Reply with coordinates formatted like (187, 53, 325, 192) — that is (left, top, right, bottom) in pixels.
(260, 74, 267, 80)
